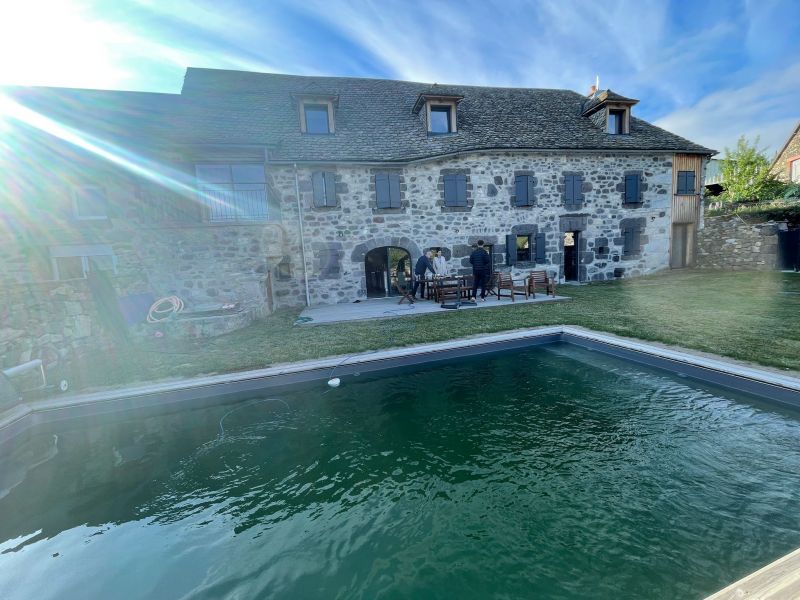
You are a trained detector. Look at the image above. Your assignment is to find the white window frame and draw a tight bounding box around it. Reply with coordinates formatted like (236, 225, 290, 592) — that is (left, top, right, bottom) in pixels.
(72, 185, 109, 220)
(50, 244, 117, 281)
(791, 159, 800, 183)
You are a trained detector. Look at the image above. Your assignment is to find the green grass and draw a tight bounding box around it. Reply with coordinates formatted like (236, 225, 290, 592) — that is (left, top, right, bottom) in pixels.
(74, 270, 800, 390)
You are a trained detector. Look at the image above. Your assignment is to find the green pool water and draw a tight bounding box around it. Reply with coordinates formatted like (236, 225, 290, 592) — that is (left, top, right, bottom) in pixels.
(2, 343, 800, 599)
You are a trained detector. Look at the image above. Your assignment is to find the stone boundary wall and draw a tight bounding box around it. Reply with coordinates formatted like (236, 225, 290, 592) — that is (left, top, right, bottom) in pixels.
(696, 217, 780, 270)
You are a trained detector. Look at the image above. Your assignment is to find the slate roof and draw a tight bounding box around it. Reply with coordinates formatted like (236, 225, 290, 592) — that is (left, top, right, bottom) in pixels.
(176, 68, 715, 162)
(2, 86, 179, 152)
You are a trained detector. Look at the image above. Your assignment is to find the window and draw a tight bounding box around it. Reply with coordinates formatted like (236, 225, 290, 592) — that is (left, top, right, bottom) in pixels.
(514, 175, 536, 206)
(676, 170, 696, 195)
(312, 171, 337, 207)
(516, 235, 531, 262)
(443, 173, 467, 207)
(791, 159, 800, 183)
(608, 109, 625, 134)
(196, 164, 268, 222)
(564, 174, 584, 210)
(430, 105, 452, 134)
(73, 186, 108, 220)
(624, 173, 642, 204)
(50, 244, 116, 280)
(303, 103, 331, 134)
(375, 173, 401, 209)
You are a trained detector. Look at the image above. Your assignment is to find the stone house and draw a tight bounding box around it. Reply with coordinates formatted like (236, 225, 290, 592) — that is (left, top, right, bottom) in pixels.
(0, 70, 713, 362)
(770, 121, 800, 183)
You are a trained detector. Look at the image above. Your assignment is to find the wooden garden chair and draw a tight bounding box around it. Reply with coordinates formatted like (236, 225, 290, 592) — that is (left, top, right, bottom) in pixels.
(496, 272, 529, 302)
(527, 270, 556, 298)
(394, 273, 415, 304)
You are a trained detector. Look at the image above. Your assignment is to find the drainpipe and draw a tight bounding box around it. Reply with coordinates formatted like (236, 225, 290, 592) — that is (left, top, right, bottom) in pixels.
(293, 164, 312, 307)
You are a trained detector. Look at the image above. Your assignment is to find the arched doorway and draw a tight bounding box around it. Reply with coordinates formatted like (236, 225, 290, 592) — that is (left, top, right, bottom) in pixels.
(365, 246, 411, 298)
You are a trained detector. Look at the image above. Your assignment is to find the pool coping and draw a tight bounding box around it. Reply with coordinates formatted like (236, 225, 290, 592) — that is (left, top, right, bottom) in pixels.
(1, 325, 799, 443)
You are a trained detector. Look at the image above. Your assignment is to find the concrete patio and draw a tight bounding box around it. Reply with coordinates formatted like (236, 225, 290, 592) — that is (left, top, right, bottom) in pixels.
(296, 293, 570, 325)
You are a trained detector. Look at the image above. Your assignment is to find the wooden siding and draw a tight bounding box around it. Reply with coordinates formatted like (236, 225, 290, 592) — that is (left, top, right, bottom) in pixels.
(672, 153, 702, 224)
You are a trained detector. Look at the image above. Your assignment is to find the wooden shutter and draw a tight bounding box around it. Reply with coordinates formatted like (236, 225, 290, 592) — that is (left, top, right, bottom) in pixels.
(324, 172, 336, 206)
(535, 232, 546, 263)
(515, 175, 527, 206)
(506, 234, 517, 266)
(625, 174, 640, 203)
(375, 173, 390, 208)
(311, 171, 325, 207)
(388, 174, 401, 208)
(622, 228, 632, 255)
(632, 228, 642, 253)
(444, 174, 457, 206)
(456, 174, 467, 206)
(527, 176, 536, 206)
(565, 175, 582, 209)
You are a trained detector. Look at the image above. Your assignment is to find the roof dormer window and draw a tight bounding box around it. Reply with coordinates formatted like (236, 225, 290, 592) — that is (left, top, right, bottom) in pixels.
(295, 93, 338, 134)
(413, 90, 463, 135)
(429, 105, 452, 133)
(608, 109, 625, 134)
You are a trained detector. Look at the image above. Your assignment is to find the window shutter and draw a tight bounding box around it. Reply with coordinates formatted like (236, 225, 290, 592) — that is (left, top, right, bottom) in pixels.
(506, 234, 517, 266)
(388, 174, 401, 208)
(625, 174, 640, 203)
(324, 172, 336, 206)
(535, 232, 546, 263)
(565, 175, 582, 209)
(312, 172, 325, 207)
(676, 171, 685, 194)
(622, 228, 633, 255)
(527, 176, 536, 206)
(456, 174, 467, 206)
(444, 174, 456, 206)
(686, 172, 695, 194)
(633, 228, 642, 252)
(375, 173, 390, 208)
(564, 175, 574, 206)
(515, 175, 527, 206)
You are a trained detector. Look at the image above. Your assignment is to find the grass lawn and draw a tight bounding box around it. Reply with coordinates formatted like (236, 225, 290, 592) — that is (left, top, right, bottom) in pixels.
(76, 270, 800, 390)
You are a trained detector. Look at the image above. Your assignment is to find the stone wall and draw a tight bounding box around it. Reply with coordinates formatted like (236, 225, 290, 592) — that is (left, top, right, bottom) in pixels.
(270, 151, 676, 305)
(696, 217, 780, 270)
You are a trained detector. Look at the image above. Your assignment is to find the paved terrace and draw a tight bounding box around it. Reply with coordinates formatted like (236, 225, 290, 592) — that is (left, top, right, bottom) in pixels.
(296, 293, 570, 325)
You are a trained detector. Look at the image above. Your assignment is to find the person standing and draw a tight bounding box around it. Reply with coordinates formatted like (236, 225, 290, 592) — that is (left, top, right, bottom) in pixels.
(469, 240, 492, 301)
(412, 251, 435, 299)
(433, 250, 449, 277)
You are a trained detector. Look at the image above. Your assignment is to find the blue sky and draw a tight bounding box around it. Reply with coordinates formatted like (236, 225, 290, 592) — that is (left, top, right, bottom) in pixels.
(1, 0, 799, 155)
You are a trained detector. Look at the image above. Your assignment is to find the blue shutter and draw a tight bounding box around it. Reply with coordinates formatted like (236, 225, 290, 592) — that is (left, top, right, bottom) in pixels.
(456, 174, 467, 206)
(535, 232, 546, 262)
(388, 174, 401, 208)
(324, 172, 336, 206)
(686, 172, 695, 194)
(515, 176, 527, 206)
(312, 172, 325, 207)
(565, 175, 582, 209)
(444, 175, 455, 206)
(528, 176, 536, 206)
(375, 173, 390, 208)
(564, 175, 574, 207)
(506, 234, 517, 265)
(676, 171, 686, 194)
(625, 174, 640, 203)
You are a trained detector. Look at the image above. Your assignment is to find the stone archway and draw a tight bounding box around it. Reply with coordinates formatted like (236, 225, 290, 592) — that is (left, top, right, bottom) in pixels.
(351, 236, 422, 298)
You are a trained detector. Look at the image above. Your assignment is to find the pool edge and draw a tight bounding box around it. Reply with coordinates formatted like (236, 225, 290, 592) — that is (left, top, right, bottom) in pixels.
(1, 325, 799, 443)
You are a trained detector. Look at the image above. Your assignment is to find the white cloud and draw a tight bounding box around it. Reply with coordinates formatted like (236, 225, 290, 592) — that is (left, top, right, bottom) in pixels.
(654, 62, 800, 156)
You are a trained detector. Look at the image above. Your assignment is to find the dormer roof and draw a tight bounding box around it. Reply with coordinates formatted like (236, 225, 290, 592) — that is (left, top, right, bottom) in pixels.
(412, 86, 465, 114)
(582, 89, 639, 116)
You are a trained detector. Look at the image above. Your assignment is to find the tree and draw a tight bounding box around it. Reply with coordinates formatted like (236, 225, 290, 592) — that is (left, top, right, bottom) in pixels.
(719, 136, 785, 202)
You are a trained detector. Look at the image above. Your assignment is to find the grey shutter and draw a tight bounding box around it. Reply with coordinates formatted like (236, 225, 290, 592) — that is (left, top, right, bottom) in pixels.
(456, 174, 467, 206)
(388, 174, 401, 208)
(312, 172, 325, 207)
(632, 228, 642, 253)
(324, 172, 336, 206)
(444, 174, 457, 206)
(686, 172, 695, 194)
(623, 228, 633, 255)
(527, 176, 536, 206)
(676, 171, 686, 194)
(375, 173, 390, 208)
(506, 234, 517, 266)
(515, 175, 527, 206)
(565, 175, 582, 209)
(564, 175, 574, 207)
(625, 174, 640, 203)
(574, 176, 583, 206)
(535, 232, 546, 263)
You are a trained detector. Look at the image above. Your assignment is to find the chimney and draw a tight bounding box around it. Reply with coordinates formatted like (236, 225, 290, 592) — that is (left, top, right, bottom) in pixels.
(588, 84, 597, 97)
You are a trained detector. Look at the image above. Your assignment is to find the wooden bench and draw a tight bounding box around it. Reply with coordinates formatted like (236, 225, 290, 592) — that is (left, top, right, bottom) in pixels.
(527, 270, 556, 298)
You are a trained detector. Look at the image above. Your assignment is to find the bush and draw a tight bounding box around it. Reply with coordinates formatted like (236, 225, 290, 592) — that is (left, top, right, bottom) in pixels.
(719, 136, 786, 202)
(784, 184, 800, 199)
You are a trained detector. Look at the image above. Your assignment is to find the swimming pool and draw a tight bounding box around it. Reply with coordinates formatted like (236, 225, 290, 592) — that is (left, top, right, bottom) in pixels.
(1, 342, 799, 599)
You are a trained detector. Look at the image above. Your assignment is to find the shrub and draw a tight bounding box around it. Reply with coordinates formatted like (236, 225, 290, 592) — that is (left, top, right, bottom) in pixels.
(784, 184, 800, 199)
(719, 136, 786, 202)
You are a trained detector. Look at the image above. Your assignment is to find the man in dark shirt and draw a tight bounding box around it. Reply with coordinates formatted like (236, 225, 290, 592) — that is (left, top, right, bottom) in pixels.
(469, 240, 492, 301)
(412, 251, 436, 299)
